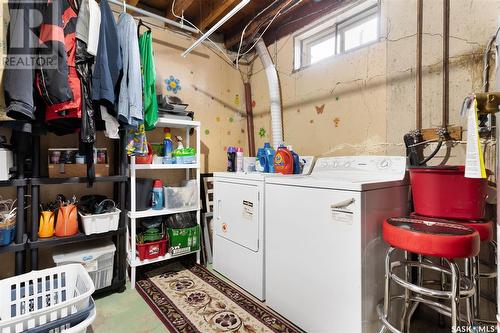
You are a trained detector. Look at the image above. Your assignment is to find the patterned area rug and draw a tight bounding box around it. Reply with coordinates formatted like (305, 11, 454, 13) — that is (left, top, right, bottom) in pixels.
(136, 263, 301, 333)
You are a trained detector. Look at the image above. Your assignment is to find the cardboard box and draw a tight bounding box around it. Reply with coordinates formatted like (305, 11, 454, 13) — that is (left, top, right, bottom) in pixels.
(48, 148, 109, 178)
(48, 164, 109, 178)
(168, 225, 200, 256)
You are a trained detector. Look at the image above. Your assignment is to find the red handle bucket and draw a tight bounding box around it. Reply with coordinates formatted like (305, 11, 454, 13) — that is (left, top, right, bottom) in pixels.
(409, 166, 487, 220)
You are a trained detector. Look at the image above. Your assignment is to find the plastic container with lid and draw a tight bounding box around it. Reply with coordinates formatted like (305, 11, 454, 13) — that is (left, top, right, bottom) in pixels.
(227, 147, 236, 172)
(152, 179, 164, 210)
(274, 145, 294, 174)
(236, 147, 244, 172)
(409, 166, 487, 220)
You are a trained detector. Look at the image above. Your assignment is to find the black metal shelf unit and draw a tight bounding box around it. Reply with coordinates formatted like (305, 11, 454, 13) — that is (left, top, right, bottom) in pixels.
(0, 121, 30, 275)
(29, 130, 128, 295)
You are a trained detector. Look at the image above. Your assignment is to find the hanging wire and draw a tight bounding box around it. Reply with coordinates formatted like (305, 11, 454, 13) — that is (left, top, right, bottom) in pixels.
(235, 0, 301, 69)
(170, 0, 234, 65)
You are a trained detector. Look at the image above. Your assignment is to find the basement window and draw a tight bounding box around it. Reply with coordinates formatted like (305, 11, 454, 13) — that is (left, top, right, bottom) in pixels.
(294, 1, 379, 70)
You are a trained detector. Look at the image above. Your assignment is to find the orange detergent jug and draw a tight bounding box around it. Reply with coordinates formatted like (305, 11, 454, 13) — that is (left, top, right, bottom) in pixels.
(39, 211, 55, 238)
(55, 204, 78, 237)
(274, 145, 294, 174)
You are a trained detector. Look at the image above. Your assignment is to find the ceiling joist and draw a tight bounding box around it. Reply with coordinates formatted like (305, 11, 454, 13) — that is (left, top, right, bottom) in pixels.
(198, 0, 239, 31)
(166, 0, 196, 20)
(224, 0, 303, 49)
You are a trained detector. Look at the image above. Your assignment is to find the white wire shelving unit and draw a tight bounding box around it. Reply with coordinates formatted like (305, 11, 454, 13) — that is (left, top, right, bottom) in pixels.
(126, 118, 201, 288)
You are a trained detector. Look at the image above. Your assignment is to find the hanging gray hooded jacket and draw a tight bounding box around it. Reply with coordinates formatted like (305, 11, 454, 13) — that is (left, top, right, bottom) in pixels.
(116, 13, 143, 126)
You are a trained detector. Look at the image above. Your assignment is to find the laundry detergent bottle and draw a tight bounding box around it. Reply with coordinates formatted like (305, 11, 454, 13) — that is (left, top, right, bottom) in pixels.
(152, 179, 164, 210)
(227, 147, 236, 172)
(274, 145, 294, 174)
(288, 145, 301, 174)
(256, 148, 266, 172)
(263, 142, 275, 173)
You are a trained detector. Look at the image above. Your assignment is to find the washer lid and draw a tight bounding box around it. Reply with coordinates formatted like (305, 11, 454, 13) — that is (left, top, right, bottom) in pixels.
(265, 156, 408, 191)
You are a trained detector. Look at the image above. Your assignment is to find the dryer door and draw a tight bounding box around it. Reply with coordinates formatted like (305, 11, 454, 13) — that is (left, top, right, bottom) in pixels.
(214, 180, 260, 251)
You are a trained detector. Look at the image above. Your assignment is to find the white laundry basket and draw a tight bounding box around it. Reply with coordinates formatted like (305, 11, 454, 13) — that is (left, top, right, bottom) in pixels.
(0, 264, 95, 333)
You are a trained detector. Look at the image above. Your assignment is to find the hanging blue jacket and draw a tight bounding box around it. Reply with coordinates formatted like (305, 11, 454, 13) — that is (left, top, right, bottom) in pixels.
(92, 0, 122, 113)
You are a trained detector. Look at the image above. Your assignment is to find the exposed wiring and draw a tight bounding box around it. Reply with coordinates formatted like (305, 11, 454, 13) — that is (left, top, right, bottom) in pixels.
(171, 0, 235, 66)
(236, 0, 299, 69)
(235, 0, 280, 69)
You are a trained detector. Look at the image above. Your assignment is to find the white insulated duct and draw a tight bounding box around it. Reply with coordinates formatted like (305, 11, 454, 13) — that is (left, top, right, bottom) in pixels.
(255, 39, 283, 148)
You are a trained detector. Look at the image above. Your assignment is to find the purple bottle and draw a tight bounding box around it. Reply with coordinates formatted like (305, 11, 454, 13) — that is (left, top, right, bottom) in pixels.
(227, 147, 236, 172)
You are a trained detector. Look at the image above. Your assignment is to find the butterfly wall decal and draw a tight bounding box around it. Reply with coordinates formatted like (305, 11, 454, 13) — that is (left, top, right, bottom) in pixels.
(315, 104, 325, 115)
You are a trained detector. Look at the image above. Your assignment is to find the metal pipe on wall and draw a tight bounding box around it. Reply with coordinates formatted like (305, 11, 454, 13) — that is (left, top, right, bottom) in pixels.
(442, 0, 450, 128)
(244, 83, 256, 157)
(416, 0, 423, 130)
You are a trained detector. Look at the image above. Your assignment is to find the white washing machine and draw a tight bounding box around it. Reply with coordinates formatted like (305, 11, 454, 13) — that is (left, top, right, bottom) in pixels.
(213, 158, 314, 301)
(265, 156, 409, 333)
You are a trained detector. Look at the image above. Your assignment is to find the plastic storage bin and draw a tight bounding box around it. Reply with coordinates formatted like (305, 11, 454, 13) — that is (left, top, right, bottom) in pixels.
(0, 221, 15, 246)
(53, 241, 116, 290)
(409, 166, 488, 220)
(137, 239, 167, 261)
(0, 264, 95, 333)
(164, 180, 197, 209)
(79, 208, 120, 235)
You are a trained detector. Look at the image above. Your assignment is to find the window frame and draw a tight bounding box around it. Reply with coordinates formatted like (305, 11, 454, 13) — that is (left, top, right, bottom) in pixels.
(293, 0, 380, 71)
(337, 6, 379, 54)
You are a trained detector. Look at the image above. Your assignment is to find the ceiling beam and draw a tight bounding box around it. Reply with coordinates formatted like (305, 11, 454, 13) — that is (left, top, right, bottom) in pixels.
(224, 0, 310, 49)
(198, 0, 238, 31)
(225, 0, 357, 50)
(166, 0, 196, 20)
(126, 0, 140, 7)
(263, 0, 356, 45)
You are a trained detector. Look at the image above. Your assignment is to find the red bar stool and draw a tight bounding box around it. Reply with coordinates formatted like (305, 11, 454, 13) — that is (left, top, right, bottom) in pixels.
(377, 217, 480, 333)
(410, 214, 496, 323)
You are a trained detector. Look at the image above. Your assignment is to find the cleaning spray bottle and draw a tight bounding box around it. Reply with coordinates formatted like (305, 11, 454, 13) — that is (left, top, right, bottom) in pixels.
(274, 144, 293, 174)
(163, 128, 173, 164)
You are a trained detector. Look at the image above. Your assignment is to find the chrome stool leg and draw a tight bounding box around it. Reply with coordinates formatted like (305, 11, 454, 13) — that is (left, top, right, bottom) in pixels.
(378, 248, 476, 333)
(400, 251, 412, 332)
(404, 255, 422, 333)
(449, 260, 460, 329)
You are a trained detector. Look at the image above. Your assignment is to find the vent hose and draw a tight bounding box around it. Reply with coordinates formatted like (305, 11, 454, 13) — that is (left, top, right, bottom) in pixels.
(255, 39, 283, 148)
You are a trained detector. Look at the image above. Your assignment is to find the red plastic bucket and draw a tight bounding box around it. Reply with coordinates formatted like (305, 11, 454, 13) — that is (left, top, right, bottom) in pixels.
(409, 166, 487, 220)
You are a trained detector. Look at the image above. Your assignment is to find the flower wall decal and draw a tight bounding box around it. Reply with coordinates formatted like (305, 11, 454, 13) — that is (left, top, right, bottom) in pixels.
(258, 128, 266, 138)
(165, 75, 181, 94)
